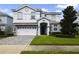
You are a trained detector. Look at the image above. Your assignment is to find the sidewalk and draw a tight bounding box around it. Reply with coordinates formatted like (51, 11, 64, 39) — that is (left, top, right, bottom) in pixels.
(0, 45, 26, 54)
(24, 45, 79, 51)
(2, 45, 79, 54)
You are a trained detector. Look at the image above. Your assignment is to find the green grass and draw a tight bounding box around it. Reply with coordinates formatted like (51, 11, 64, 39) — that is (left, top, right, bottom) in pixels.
(21, 51, 79, 54)
(31, 35, 79, 45)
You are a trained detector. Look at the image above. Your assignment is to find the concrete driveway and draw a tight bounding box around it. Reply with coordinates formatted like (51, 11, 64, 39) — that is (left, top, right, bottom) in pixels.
(0, 35, 34, 54)
(0, 35, 34, 45)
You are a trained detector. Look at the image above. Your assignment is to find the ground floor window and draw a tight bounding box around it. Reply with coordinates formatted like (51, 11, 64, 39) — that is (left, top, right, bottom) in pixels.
(54, 28, 57, 31)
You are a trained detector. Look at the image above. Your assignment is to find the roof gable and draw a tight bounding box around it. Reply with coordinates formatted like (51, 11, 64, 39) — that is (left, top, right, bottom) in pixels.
(12, 5, 37, 12)
(0, 11, 13, 19)
(37, 17, 50, 22)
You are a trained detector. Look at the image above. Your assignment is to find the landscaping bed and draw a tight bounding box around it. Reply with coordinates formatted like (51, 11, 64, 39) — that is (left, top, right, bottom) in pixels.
(0, 34, 14, 39)
(21, 51, 79, 54)
(31, 35, 79, 45)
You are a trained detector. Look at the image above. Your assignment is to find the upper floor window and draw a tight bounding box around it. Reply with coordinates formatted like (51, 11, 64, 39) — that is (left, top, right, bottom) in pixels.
(17, 12, 23, 20)
(31, 15, 35, 19)
(31, 12, 35, 20)
(31, 12, 35, 15)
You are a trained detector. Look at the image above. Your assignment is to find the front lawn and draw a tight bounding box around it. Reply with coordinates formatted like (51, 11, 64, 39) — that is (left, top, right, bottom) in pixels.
(31, 35, 79, 45)
(21, 51, 79, 54)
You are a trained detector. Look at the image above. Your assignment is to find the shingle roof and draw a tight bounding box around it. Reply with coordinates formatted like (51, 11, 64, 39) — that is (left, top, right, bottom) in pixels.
(12, 5, 37, 12)
(12, 5, 61, 15)
(41, 12, 61, 15)
(0, 11, 13, 18)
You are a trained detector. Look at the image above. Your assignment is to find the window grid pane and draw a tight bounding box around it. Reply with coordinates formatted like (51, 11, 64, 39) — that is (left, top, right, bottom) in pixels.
(31, 15, 35, 19)
(17, 12, 23, 20)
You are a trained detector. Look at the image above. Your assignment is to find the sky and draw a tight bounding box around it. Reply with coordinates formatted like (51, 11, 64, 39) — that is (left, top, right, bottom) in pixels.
(0, 4, 79, 16)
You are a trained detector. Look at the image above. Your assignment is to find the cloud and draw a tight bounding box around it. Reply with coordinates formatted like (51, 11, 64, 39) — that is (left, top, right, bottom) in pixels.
(68, 4, 78, 8)
(41, 8, 48, 12)
(0, 9, 9, 13)
(55, 10, 62, 12)
(0, 9, 12, 16)
(56, 5, 67, 9)
(8, 12, 13, 16)
(56, 4, 79, 9)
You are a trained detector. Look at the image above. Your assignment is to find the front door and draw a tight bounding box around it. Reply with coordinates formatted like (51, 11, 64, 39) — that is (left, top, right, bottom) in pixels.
(40, 23, 47, 35)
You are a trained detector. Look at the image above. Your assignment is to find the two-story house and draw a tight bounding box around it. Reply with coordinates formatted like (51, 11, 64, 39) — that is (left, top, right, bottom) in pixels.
(0, 11, 13, 34)
(12, 5, 61, 35)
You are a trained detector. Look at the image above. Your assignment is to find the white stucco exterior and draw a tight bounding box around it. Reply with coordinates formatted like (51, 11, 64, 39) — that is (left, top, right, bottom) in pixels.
(12, 5, 62, 35)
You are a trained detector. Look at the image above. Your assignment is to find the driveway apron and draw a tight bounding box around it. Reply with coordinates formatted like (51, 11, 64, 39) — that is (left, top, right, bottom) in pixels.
(0, 35, 34, 54)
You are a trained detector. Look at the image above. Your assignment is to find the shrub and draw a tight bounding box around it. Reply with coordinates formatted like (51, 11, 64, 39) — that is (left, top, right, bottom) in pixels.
(0, 31, 14, 38)
(7, 33, 14, 36)
(0, 31, 5, 35)
(49, 32, 61, 35)
(55, 34, 75, 38)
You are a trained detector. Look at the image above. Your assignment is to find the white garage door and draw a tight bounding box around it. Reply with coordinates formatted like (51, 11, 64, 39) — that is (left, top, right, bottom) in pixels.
(16, 25, 37, 35)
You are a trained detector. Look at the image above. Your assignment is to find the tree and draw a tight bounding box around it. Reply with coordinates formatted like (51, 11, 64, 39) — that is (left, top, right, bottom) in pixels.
(60, 6, 78, 35)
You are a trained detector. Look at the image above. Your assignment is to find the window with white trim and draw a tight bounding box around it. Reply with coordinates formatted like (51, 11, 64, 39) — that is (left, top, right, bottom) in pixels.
(17, 12, 23, 20)
(54, 28, 57, 31)
(31, 12, 35, 19)
(31, 15, 35, 19)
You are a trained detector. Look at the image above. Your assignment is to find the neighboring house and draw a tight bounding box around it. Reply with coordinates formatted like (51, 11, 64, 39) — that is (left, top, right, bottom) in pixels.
(73, 13, 79, 34)
(11, 5, 63, 35)
(0, 12, 13, 34)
